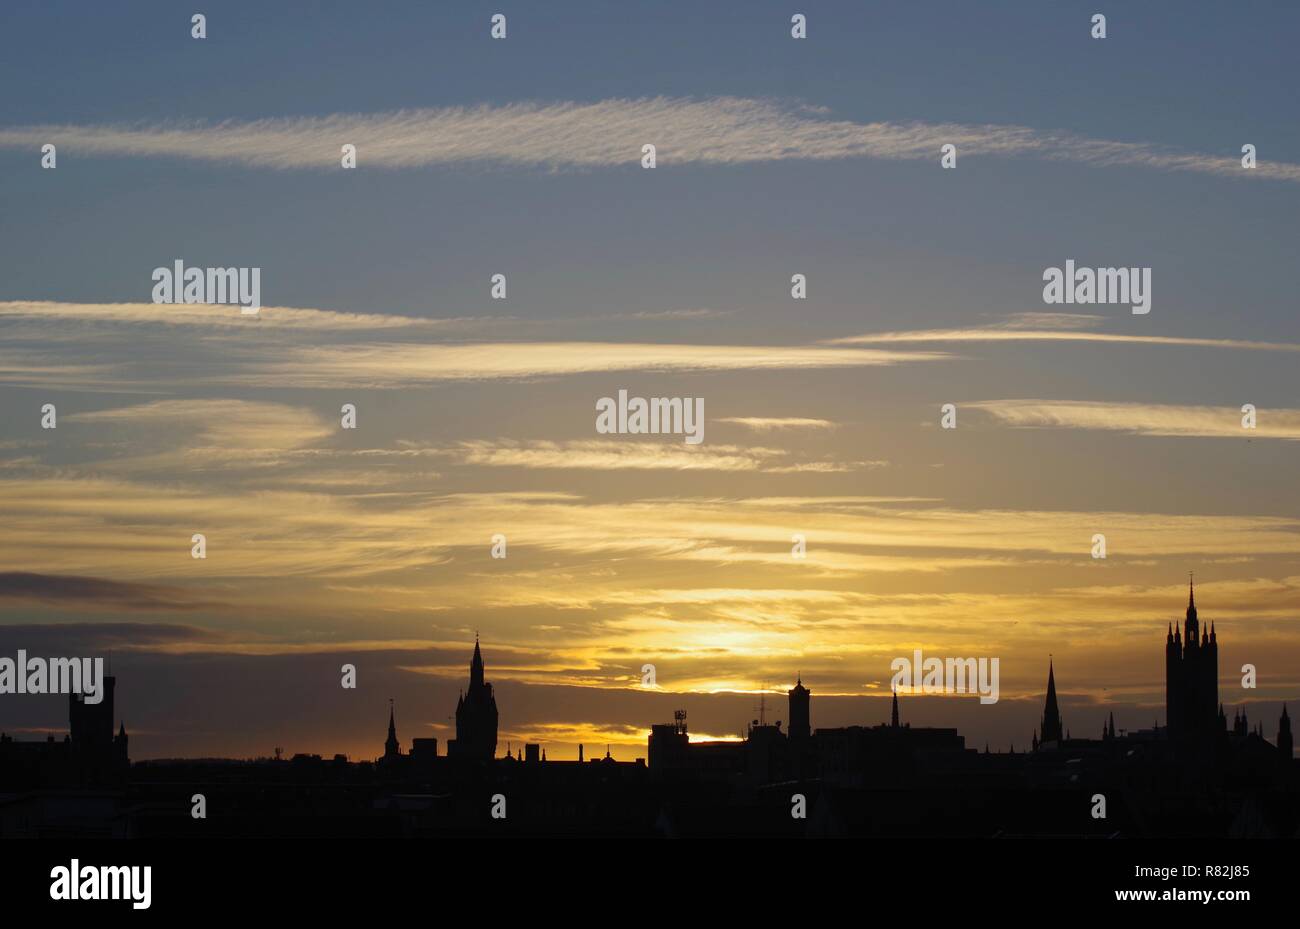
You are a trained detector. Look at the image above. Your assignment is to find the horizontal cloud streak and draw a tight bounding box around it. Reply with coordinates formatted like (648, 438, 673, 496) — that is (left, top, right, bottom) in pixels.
(3, 97, 1297, 182)
(428, 439, 874, 473)
(717, 417, 839, 431)
(227, 341, 945, 386)
(969, 400, 1300, 440)
(830, 328, 1300, 353)
(0, 300, 454, 332)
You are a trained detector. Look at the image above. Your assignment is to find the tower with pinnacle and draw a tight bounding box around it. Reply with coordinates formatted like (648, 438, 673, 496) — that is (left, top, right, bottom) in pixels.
(787, 675, 810, 740)
(1166, 577, 1219, 744)
(449, 637, 499, 761)
(1039, 660, 1064, 745)
(382, 699, 401, 762)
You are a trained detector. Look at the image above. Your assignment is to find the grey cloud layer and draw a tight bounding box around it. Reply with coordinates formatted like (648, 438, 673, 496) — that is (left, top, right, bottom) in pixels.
(3, 97, 1296, 181)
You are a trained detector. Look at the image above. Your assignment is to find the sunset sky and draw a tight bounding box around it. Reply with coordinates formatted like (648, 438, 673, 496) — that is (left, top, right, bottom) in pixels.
(1, 0, 1297, 761)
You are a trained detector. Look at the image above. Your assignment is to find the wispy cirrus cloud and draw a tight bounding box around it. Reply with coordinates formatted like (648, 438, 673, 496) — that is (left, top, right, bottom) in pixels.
(968, 399, 1300, 440)
(67, 399, 333, 450)
(717, 416, 839, 431)
(225, 341, 945, 387)
(0, 300, 443, 332)
(988, 312, 1105, 331)
(3, 97, 1298, 182)
(0, 301, 731, 335)
(829, 328, 1300, 353)
(0, 301, 947, 390)
(423, 439, 875, 474)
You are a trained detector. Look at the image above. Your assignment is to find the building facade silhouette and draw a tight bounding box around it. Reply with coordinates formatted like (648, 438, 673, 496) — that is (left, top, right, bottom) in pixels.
(1166, 578, 1218, 743)
(448, 637, 498, 761)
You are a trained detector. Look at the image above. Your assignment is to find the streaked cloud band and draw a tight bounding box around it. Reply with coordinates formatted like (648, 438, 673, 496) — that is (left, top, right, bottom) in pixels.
(3, 97, 1297, 182)
(969, 399, 1300, 440)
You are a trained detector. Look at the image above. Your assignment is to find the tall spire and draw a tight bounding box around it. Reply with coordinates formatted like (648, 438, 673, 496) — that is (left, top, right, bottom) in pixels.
(1040, 660, 1063, 744)
(891, 687, 900, 728)
(470, 634, 485, 689)
(383, 698, 400, 759)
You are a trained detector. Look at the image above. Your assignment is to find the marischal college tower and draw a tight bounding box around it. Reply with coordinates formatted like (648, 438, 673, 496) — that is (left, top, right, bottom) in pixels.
(450, 637, 499, 761)
(1165, 578, 1219, 743)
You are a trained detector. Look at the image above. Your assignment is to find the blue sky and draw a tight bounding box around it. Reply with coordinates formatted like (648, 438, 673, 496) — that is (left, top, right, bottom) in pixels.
(3, 0, 1297, 335)
(0, 1, 1297, 760)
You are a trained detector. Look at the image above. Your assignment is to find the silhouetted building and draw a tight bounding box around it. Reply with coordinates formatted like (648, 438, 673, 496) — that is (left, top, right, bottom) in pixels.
(1280, 704, 1293, 762)
(816, 711, 967, 787)
(648, 710, 745, 779)
(448, 637, 498, 761)
(788, 676, 810, 740)
(1166, 578, 1218, 743)
(0, 675, 128, 789)
(69, 674, 128, 780)
(1039, 661, 1064, 745)
(410, 737, 438, 766)
(1234, 706, 1249, 737)
(382, 700, 401, 764)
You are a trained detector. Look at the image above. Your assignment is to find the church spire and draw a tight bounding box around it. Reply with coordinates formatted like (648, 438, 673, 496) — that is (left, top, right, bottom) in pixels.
(383, 699, 400, 760)
(891, 687, 900, 728)
(1040, 660, 1063, 744)
(470, 634, 485, 689)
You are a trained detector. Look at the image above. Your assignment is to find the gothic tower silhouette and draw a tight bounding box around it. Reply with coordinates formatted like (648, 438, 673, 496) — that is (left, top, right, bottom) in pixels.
(1040, 661, 1064, 744)
(383, 700, 401, 762)
(450, 637, 498, 761)
(1166, 578, 1219, 743)
(788, 675, 810, 740)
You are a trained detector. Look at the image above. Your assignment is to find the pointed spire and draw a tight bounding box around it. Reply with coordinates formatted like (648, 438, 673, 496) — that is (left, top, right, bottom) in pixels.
(470, 635, 485, 689)
(891, 687, 900, 728)
(1041, 660, 1063, 744)
(383, 699, 400, 758)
